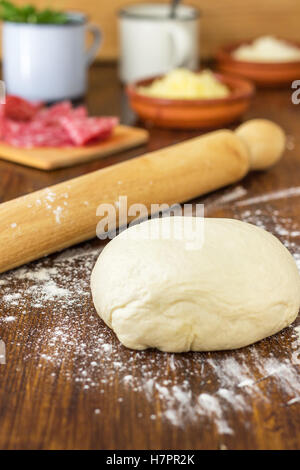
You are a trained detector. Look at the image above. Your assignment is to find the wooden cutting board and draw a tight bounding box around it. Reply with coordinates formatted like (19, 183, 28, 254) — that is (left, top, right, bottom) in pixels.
(0, 125, 149, 170)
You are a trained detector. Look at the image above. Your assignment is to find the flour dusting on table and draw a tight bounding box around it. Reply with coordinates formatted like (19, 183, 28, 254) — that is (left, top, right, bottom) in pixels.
(0, 194, 299, 435)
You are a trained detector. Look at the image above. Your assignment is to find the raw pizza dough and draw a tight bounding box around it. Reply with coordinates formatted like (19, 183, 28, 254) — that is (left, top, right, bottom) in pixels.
(91, 217, 300, 352)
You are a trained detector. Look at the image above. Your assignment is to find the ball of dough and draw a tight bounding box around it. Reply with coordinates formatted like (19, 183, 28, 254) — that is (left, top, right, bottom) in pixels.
(235, 119, 286, 170)
(91, 217, 300, 352)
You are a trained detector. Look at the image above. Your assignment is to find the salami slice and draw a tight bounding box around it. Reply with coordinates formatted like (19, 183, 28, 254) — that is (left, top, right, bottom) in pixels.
(3, 118, 73, 148)
(60, 116, 119, 146)
(5, 96, 43, 121)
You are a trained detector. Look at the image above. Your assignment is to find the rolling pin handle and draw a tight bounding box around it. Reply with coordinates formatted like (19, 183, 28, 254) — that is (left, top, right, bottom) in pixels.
(235, 119, 286, 171)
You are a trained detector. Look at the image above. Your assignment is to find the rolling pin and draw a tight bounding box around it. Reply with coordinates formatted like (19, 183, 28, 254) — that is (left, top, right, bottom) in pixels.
(0, 119, 285, 273)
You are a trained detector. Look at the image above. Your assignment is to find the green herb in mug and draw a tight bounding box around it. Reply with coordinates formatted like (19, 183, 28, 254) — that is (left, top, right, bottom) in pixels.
(0, 1, 68, 24)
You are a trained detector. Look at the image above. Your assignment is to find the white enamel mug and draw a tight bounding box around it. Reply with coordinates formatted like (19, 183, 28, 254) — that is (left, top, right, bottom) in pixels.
(118, 3, 200, 83)
(2, 11, 101, 102)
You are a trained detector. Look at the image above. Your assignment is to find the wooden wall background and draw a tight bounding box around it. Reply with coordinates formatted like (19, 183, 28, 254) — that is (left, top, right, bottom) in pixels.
(6, 0, 300, 60)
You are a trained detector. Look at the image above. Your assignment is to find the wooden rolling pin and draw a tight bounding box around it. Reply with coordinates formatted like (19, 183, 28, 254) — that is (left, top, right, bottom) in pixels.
(0, 119, 285, 273)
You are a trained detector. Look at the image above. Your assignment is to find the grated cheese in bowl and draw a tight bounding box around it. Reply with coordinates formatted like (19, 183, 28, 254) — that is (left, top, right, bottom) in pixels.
(137, 69, 230, 100)
(233, 36, 300, 63)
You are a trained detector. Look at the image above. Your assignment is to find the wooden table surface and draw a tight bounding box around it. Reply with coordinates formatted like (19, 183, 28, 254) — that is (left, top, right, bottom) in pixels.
(0, 64, 299, 450)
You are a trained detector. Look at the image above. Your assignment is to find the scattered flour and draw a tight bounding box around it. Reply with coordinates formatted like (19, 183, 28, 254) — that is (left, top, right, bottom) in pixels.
(2, 293, 21, 305)
(1, 316, 16, 323)
(294, 325, 300, 342)
(53, 206, 63, 224)
(236, 186, 300, 207)
(204, 185, 247, 212)
(286, 135, 295, 151)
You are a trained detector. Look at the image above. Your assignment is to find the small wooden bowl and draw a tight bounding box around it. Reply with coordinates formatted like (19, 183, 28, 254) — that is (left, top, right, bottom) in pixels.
(217, 41, 300, 87)
(126, 73, 255, 130)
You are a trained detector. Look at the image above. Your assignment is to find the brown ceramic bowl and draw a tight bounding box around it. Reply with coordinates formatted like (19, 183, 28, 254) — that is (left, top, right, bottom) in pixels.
(217, 40, 300, 87)
(126, 73, 255, 130)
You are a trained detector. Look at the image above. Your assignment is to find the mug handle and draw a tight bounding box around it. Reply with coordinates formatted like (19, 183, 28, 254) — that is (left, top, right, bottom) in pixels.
(86, 24, 102, 66)
(167, 24, 192, 68)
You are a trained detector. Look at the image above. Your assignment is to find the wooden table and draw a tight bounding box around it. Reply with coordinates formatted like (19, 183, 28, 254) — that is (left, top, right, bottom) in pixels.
(0, 64, 299, 450)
